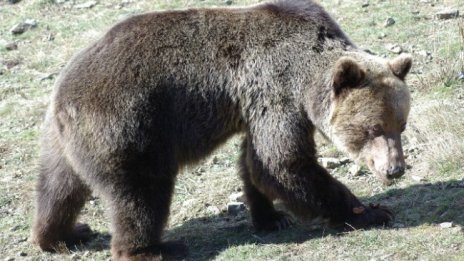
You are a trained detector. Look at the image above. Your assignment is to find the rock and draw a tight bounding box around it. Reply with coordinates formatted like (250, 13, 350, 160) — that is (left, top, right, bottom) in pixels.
(4, 257, 14, 261)
(378, 32, 387, 39)
(10, 19, 38, 35)
(361, 2, 369, 8)
(228, 192, 245, 202)
(224, 0, 233, 5)
(17, 252, 27, 257)
(227, 202, 245, 215)
(386, 43, 402, 54)
(339, 157, 350, 164)
(384, 17, 395, 27)
(349, 164, 362, 176)
(411, 175, 424, 182)
(75, 1, 97, 9)
(440, 222, 453, 228)
(435, 10, 459, 20)
(417, 50, 428, 56)
(458, 71, 464, 80)
(4, 59, 21, 69)
(212, 156, 219, 164)
(8, 0, 21, 3)
(5, 42, 18, 51)
(319, 157, 341, 169)
(206, 205, 220, 215)
(39, 72, 57, 81)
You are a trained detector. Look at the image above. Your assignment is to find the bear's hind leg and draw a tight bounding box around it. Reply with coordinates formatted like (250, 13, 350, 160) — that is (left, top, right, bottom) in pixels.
(240, 139, 293, 231)
(32, 144, 92, 252)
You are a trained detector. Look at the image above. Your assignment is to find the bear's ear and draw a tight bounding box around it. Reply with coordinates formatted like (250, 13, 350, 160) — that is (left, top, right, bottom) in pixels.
(388, 54, 412, 80)
(332, 57, 366, 96)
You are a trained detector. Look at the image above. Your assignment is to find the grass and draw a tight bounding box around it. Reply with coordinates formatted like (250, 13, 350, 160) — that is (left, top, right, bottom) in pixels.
(0, 0, 463, 260)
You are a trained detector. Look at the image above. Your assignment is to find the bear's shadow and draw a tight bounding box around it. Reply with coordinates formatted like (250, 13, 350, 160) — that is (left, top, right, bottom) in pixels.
(83, 179, 464, 260)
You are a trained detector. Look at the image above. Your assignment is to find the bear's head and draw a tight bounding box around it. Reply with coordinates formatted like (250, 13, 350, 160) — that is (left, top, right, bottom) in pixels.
(329, 52, 412, 185)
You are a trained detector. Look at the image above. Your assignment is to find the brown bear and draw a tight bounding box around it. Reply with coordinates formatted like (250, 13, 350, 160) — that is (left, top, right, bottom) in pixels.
(31, 0, 412, 260)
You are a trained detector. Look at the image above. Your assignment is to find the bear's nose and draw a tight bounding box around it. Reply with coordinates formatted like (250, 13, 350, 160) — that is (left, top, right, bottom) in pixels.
(387, 166, 405, 178)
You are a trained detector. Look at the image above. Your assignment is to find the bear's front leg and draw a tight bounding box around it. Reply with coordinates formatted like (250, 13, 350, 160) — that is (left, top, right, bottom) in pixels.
(247, 114, 393, 229)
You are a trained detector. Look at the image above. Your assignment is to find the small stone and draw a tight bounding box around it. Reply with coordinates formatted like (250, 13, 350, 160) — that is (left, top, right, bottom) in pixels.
(349, 164, 362, 176)
(17, 252, 27, 257)
(8, 0, 21, 3)
(10, 20, 38, 35)
(319, 157, 341, 169)
(378, 32, 387, 39)
(75, 1, 97, 9)
(411, 175, 424, 182)
(440, 222, 453, 228)
(206, 205, 220, 215)
(10, 225, 20, 232)
(4, 257, 14, 261)
(39, 72, 57, 81)
(458, 72, 464, 80)
(386, 43, 402, 54)
(5, 42, 18, 51)
(228, 192, 245, 202)
(227, 202, 245, 215)
(411, 10, 420, 15)
(46, 33, 55, 41)
(435, 10, 459, 20)
(212, 156, 219, 164)
(361, 2, 369, 8)
(384, 17, 396, 27)
(417, 50, 431, 57)
(224, 0, 233, 5)
(339, 157, 350, 164)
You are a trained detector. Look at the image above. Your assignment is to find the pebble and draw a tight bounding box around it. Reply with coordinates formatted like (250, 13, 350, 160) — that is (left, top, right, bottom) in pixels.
(39, 72, 57, 81)
(227, 202, 245, 215)
(386, 43, 402, 54)
(224, 0, 233, 5)
(384, 17, 395, 27)
(361, 2, 369, 8)
(319, 157, 342, 169)
(228, 192, 245, 202)
(10, 19, 38, 35)
(458, 72, 464, 80)
(206, 205, 220, 215)
(435, 10, 459, 20)
(8, 0, 21, 3)
(74, 1, 97, 9)
(411, 175, 424, 182)
(5, 42, 18, 51)
(439, 222, 453, 228)
(17, 252, 26, 257)
(349, 164, 362, 176)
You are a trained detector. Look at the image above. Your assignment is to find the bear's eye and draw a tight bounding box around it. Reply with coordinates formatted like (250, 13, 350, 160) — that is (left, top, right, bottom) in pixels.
(401, 123, 407, 133)
(369, 124, 384, 137)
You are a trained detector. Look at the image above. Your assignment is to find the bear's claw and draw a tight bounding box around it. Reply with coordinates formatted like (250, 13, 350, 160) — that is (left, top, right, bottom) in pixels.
(345, 204, 394, 230)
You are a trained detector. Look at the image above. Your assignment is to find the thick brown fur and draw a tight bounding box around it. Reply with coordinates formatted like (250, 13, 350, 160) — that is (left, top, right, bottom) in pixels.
(32, 0, 411, 260)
